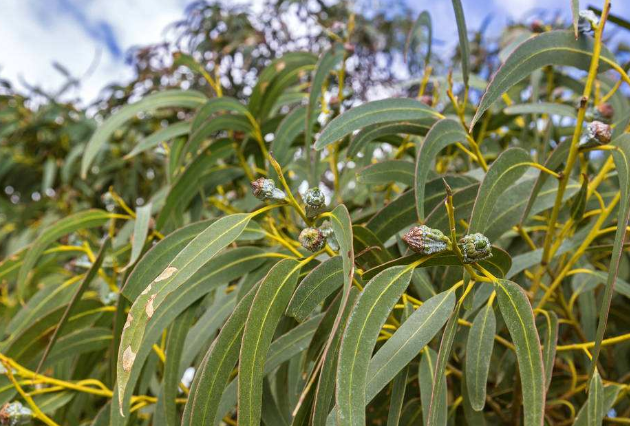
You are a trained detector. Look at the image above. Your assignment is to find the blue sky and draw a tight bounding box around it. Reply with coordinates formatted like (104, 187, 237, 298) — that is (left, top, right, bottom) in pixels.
(0, 0, 627, 103)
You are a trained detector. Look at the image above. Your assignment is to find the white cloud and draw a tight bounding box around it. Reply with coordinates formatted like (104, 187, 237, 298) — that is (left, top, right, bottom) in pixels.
(0, 0, 192, 104)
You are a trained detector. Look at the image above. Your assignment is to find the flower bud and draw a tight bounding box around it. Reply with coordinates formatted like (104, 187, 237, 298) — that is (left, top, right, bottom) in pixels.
(304, 187, 326, 217)
(580, 120, 612, 149)
(530, 19, 545, 33)
(578, 10, 599, 34)
(595, 102, 614, 123)
(299, 227, 326, 252)
(0, 402, 33, 426)
(320, 221, 339, 251)
(403, 225, 451, 255)
(250, 178, 286, 201)
(458, 233, 492, 264)
(419, 95, 433, 106)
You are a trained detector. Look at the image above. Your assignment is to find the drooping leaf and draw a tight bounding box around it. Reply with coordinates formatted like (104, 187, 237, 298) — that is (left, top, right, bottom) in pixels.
(470, 30, 617, 129)
(17, 209, 112, 300)
(122, 203, 152, 271)
(494, 279, 545, 426)
(465, 303, 496, 411)
(336, 265, 414, 426)
(238, 259, 302, 426)
(450, 0, 470, 87)
(347, 121, 432, 159)
(468, 148, 531, 234)
(419, 348, 445, 426)
(124, 122, 190, 159)
(315, 98, 441, 151)
(588, 134, 630, 381)
(357, 160, 415, 187)
(286, 256, 343, 322)
(116, 214, 253, 415)
(366, 290, 455, 402)
(35, 238, 110, 372)
(504, 102, 577, 118)
(81, 90, 207, 177)
(426, 304, 460, 426)
(405, 11, 432, 65)
(415, 118, 469, 221)
(539, 310, 558, 391)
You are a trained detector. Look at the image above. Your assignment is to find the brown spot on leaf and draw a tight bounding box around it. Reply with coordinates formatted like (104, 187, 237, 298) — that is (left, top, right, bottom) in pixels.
(122, 346, 136, 372)
(145, 294, 157, 318)
(123, 313, 133, 330)
(154, 266, 177, 282)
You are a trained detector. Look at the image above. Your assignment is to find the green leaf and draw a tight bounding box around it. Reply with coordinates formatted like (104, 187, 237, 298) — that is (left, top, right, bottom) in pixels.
(287, 256, 343, 322)
(238, 259, 302, 426)
(504, 102, 577, 118)
(122, 203, 152, 271)
(336, 265, 414, 426)
(81, 90, 206, 177)
(214, 311, 325, 423)
(470, 30, 617, 129)
(116, 213, 252, 415)
(183, 285, 258, 425)
(17, 209, 112, 300)
(494, 279, 545, 426)
(252, 53, 318, 120)
(572, 0, 580, 38)
(366, 290, 455, 402)
(427, 304, 460, 426)
(311, 288, 360, 426)
(589, 134, 630, 380)
(36, 238, 110, 372)
(468, 148, 531, 234)
(357, 160, 415, 187)
(347, 121, 432, 159)
(124, 122, 190, 159)
(272, 106, 312, 167)
(405, 11, 432, 65)
(191, 97, 252, 131)
(362, 247, 510, 282)
(315, 98, 441, 151)
(539, 311, 558, 391)
(577, 370, 604, 426)
(352, 225, 393, 269)
(465, 303, 496, 411)
(450, 0, 470, 87)
(519, 139, 570, 225)
(122, 220, 211, 300)
(306, 45, 345, 152)
(154, 306, 195, 426)
(386, 303, 413, 426)
(184, 115, 251, 161)
(43, 328, 111, 367)
(419, 348, 445, 426)
(415, 119, 469, 221)
(156, 140, 235, 230)
(179, 291, 236, 371)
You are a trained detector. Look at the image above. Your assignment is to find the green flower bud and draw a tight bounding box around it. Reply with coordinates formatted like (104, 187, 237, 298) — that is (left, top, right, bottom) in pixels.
(0, 402, 33, 426)
(595, 103, 614, 123)
(299, 227, 326, 252)
(402, 225, 451, 255)
(250, 178, 286, 201)
(578, 10, 599, 34)
(320, 221, 339, 251)
(458, 233, 492, 264)
(304, 187, 326, 217)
